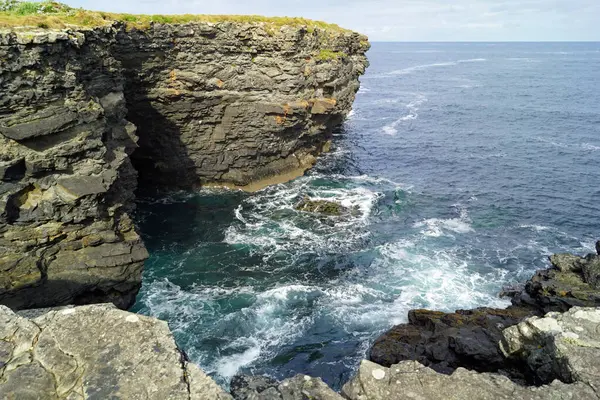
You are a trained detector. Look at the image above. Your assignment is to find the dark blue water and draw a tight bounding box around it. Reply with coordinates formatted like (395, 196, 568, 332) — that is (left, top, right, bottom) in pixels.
(133, 42, 600, 390)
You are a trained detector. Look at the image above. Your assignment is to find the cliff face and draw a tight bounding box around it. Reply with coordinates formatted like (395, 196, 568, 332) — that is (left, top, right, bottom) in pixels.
(0, 23, 368, 309)
(116, 23, 368, 189)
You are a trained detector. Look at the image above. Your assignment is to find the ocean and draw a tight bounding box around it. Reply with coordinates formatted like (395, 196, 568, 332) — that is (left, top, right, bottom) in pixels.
(131, 42, 600, 390)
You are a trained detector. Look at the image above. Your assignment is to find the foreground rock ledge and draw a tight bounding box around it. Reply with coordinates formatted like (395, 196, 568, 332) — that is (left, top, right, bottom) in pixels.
(0, 304, 232, 399)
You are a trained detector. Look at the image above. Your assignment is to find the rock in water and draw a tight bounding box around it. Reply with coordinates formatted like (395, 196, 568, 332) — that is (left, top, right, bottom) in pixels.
(512, 252, 600, 312)
(344, 307, 600, 400)
(295, 197, 348, 216)
(0, 304, 231, 399)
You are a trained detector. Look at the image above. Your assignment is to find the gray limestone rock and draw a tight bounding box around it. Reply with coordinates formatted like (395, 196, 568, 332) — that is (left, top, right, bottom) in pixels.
(231, 374, 343, 400)
(0, 304, 232, 400)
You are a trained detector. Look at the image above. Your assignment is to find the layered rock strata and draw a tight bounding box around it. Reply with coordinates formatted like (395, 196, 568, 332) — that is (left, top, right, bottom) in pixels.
(0, 24, 368, 309)
(0, 28, 147, 310)
(0, 303, 232, 399)
(115, 23, 369, 189)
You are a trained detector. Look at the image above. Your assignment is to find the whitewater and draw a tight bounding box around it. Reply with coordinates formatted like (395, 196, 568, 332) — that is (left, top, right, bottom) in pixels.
(132, 42, 600, 390)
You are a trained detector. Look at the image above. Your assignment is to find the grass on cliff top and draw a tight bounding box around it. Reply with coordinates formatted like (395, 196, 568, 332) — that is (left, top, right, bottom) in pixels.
(0, 1, 350, 33)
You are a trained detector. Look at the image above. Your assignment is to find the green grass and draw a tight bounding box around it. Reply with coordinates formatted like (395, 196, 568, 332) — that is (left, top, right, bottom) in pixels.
(0, 1, 352, 33)
(316, 49, 347, 61)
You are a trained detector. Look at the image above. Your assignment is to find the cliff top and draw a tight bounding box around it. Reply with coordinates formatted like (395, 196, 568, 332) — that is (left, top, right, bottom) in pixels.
(0, 1, 351, 33)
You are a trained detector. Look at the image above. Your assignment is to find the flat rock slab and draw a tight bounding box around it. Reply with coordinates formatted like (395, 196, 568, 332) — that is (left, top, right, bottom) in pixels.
(0, 304, 231, 400)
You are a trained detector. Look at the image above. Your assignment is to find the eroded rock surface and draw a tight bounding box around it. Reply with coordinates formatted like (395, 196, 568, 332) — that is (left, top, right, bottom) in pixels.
(115, 23, 368, 189)
(368, 306, 538, 379)
(344, 307, 600, 400)
(0, 28, 147, 310)
(231, 374, 342, 400)
(512, 251, 600, 312)
(0, 304, 232, 399)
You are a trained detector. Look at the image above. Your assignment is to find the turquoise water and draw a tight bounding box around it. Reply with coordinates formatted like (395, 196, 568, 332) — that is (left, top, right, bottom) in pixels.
(132, 42, 600, 390)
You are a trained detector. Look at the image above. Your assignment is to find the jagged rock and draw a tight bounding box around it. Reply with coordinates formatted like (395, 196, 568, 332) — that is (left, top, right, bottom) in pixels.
(501, 306, 600, 385)
(0, 23, 368, 309)
(368, 306, 538, 379)
(295, 197, 348, 216)
(345, 307, 600, 400)
(512, 253, 600, 312)
(0, 304, 232, 399)
(230, 374, 342, 400)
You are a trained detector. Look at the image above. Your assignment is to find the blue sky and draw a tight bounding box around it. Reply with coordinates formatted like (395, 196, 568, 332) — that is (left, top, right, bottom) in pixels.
(67, 1, 599, 41)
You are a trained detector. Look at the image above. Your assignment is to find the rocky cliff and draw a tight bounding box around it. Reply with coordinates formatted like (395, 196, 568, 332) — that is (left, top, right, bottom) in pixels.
(0, 22, 369, 310)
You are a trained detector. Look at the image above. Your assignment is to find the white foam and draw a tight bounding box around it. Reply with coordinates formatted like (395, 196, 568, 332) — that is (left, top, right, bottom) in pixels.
(414, 208, 473, 237)
(389, 59, 486, 75)
(582, 143, 600, 151)
(381, 95, 427, 135)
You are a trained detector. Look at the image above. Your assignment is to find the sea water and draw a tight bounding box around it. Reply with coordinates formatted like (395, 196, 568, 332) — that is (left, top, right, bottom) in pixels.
(132, 42, 600, 390)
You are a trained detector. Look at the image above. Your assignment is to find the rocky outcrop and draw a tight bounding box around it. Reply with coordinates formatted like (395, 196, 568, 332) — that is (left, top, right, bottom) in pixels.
(369, 248, 600, 382)
(368, 306, 539, 380)
(0, 303, 231, 399)
(0, 23, 368, 309)
(512, 251, 600, 312)
(343, 307, 600, 400)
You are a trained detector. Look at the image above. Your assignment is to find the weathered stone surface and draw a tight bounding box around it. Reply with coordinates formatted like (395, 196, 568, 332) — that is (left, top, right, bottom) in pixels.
(368, 306, 538, 379)
(231, 374, 342, 400)
(0, 304, 232, 399)
(501, 306, 600, 385)
(344, 307, 600, 400)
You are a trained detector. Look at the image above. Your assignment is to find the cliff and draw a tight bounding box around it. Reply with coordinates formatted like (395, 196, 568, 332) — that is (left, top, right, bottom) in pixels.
(0, 20, 369, 309)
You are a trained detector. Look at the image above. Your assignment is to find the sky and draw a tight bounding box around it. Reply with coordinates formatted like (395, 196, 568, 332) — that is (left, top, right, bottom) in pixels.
(66, 0, 600, 42)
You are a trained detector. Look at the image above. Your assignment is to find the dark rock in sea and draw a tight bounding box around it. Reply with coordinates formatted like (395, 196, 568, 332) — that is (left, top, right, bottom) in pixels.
(369, 306, 538, 379)
(294, 197, 348, 216)
(596, 240, 600, 255)
(230, 374, 342, 399)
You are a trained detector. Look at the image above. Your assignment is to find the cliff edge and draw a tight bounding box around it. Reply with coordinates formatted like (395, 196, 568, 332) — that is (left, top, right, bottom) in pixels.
(0, 15, 369, 310)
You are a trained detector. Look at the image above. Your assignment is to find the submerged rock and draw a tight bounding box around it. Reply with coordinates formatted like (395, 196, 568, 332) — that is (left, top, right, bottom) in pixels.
(344, 307, 600, 400)
(0, 304, 231, 399)
(294, 197, 348, 216)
